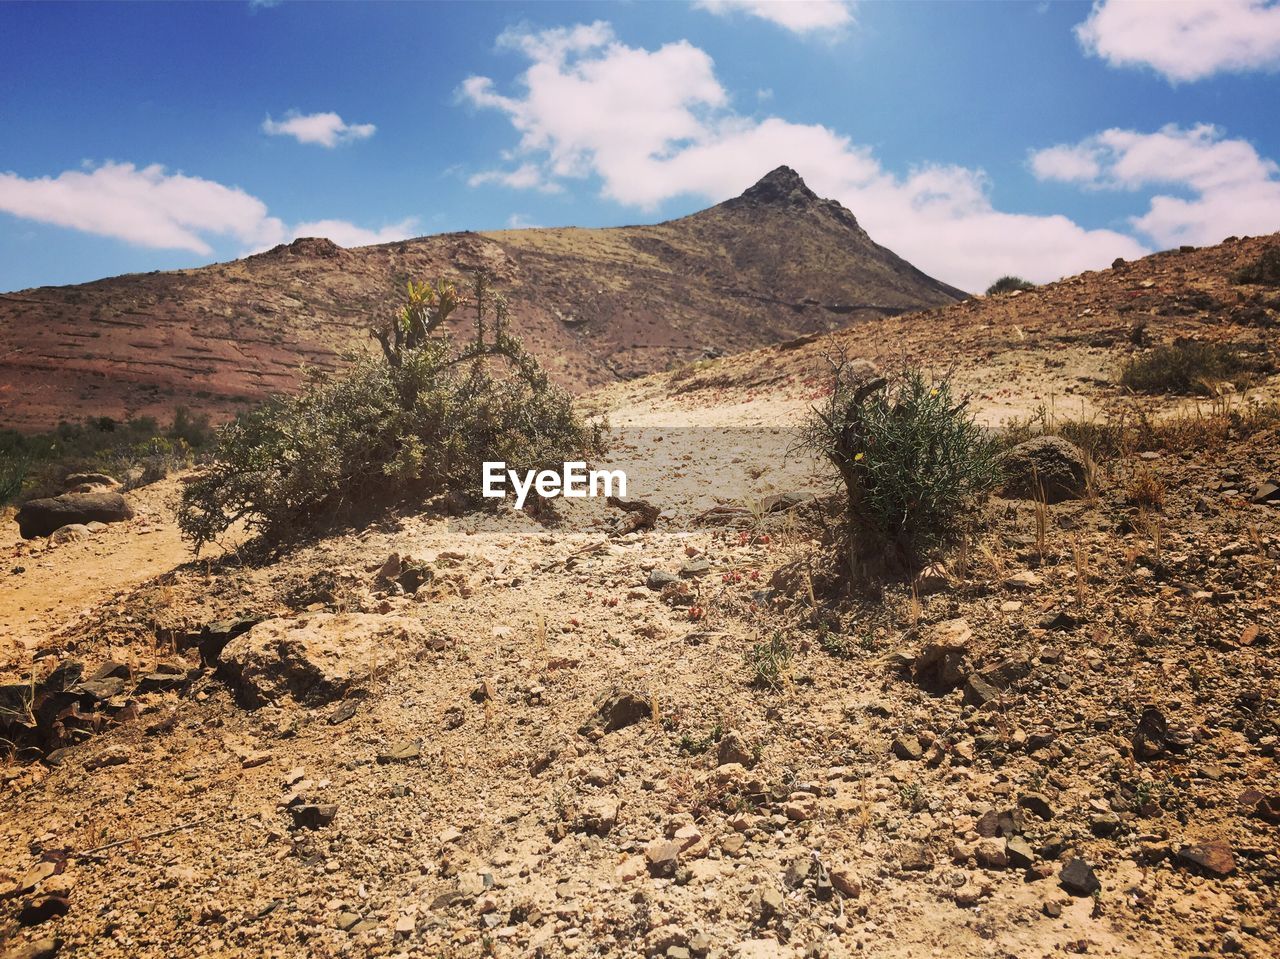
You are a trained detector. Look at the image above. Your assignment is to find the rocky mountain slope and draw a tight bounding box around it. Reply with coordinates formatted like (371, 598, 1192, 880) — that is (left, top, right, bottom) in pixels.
(0, 167, 962, 432)
(1, 233, 1278, 959)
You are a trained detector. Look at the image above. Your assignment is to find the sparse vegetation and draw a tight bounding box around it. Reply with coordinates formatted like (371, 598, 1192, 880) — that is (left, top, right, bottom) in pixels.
(985, 275, 1036, 295)
(0, 409, 214, 505)
(804, 361, 1002, 574)
(177, 274, 604, 551)
(746, 631, 793, 690)
(1119, 339, 1254, 395)
(1234, 244, 1280, 287)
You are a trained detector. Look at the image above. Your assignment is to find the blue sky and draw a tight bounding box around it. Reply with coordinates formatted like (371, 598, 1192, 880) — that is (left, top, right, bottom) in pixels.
(2, 0, 1280, 292)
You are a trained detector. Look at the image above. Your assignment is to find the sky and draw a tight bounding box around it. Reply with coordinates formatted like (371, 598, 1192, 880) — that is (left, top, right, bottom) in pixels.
(2, 0, 1280, 293)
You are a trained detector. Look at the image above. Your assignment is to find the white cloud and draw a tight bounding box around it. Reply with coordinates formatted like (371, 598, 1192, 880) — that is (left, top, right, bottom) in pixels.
(695, 0, 855, 35)
(0, 161, 285, 255)
(460, 23, 1147, 290)
(468, 163, 562, 192)
(262, 111, 376, 148)
(1031, 123, 1280, 246)
(1029, 144, 1101, 183)
(1076, 0, 1280, 82)
(290, 218, 417, 248)
(0, 160, 415, 256)
(504, 213, 542, 229)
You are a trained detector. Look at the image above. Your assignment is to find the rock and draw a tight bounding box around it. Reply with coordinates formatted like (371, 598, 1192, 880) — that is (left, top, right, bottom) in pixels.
(892, 734, 923, 761)
(898, 844, 933, 872)
(1251, 480, 1279, 504)
(335, 911, 362, 932)
(758, 887, 784, 922)
(64, 471, 120, 491)
(1059, 858, 1100, 896)
(1, 938, 61, 959)
(76, 675, 129, 701)
(962, 675, 1001, 708)
(646, 839, 680, 878)
(586, 691, 653, 734)
(1006, 836, 1035, 869)
(1003, 570, 1043, 590)
(999, 436, 1089, 503)
(47, 524, 91, 545)
(290, 804, 338, 830)
(576, 796, 619, 837)
(646, 569, 678, 590)
(1177, 841, 1235, 877)
(974, 838, 1009, 870)
(1018, 792, 1055, 820)
(16, 492, 134, 539)
(377, 739, 421, 764)
(219, 613, 424, 706)
(829, 864, 860, 898)
(328, 700, 358, 725)
(912, 618, 971, 690)
(759, 491, 813, 513)
(1132, 706, 1168, 760)
(716, 729, 755, 767)
(679, 558, 711, 578)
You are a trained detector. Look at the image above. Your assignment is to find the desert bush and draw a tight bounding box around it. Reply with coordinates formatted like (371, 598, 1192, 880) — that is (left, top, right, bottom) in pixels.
(803, 361, 1001, 574)
(985, 275, 1036, 295)
(1234, 245, 1280, 287)
(178, 274, 604, 551)
(1119, 339, 1253, 395)
(0, 409, 213, 505)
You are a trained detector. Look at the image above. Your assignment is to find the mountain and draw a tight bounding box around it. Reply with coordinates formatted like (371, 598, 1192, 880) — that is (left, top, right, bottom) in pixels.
(0, 167, 964, 431)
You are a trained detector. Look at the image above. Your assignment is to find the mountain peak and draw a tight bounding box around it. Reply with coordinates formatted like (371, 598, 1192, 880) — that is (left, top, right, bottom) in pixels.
(738, 166, 818, 206)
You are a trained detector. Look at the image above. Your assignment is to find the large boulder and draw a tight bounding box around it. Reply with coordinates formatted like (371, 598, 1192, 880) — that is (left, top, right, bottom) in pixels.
(998, 436, 1089, 503)
(15, 492, 134, 539)
(218, 613, 426, 706)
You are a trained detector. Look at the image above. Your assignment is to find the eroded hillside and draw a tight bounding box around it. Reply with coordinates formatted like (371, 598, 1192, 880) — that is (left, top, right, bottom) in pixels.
(0, 168, 961, 432)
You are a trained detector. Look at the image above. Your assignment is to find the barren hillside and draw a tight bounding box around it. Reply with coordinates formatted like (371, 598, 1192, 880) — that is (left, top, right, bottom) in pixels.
(1, 234, 1278, 959)
(0, 168, 962, 432)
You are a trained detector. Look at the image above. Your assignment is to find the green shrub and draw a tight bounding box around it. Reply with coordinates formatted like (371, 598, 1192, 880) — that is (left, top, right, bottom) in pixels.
(0, 409, 213, 505)
(985, 275, 1036, 295)
(178, 275, 604, 552)
(1234, 245, 1280, 287)
(1119, 339, 1252, 395)
(803, 363, 1001, 573)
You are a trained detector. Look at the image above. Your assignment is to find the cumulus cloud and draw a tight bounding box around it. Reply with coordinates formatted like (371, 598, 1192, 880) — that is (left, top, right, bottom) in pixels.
(0, 160, 414, 255)
(290, 217, 418, 248)
(1031, 123, 1280, 246)
(695, 0, 855, 35)
(262, 111, 376, 147)
(1076, 0, 1280, 82)
(0, 161, 285, 255)
(468, 163, 563, 192)
(460, 23, 1146, 290)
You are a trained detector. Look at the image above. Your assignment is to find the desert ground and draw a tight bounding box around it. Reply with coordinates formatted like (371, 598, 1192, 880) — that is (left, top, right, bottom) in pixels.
(1, 237, 1278, 959)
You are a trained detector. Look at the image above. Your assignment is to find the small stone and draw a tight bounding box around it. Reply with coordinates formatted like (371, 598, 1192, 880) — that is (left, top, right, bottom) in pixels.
(1006, 835, 1035, 869)
(679, 558, 711, 578)
(758, 887, 784, 922)
(575, 796, 619, 837)
(899, 844, 933, 872)
(974, 838, 1009, 870)
(1019, 792, 1055, 820)
(3, 941, 62, 959)
(716, 729, 754, 767)
(646, 839, 681, 878)
(1059, 857, 1100, 896)
(335, 911, 361, 931)
(1003, 571, 1043, 591)
(1176, 841, 1235, 877)
(290, 804, 337, 830)
(377, 739, 421, 764)
(646, 569, 678, 590)
(892, 734, 923, 761)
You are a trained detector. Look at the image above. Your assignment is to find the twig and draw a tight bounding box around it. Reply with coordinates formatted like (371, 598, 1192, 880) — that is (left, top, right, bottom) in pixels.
(76, 816, 216, 859)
